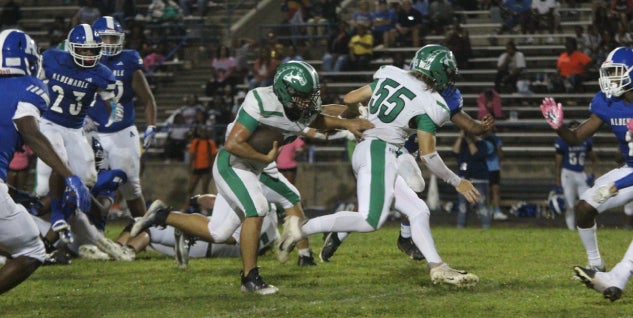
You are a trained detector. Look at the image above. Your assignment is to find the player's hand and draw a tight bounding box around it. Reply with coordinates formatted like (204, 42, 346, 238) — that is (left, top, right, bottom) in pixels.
(345, 118, 374, 138)
(593, 182, 617, 204)
(586, 174, 595, 187)
(143, 125, 157, 149)
(627, 119, 633, 134)
(455, 179, 480, 204)
(264, 141, 281, 164)
(105, 103, 124, 127)
(540, 97, 564, 130)
(481, 114, 495, 132)
(64, 175, 91, 213)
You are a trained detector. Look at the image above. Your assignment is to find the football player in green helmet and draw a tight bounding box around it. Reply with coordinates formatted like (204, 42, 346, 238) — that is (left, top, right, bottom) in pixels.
(409, 44, 458, 92)
(272, 61, 322, 124)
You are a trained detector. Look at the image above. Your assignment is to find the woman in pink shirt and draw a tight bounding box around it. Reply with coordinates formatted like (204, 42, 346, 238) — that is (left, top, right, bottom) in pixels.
(206, 45, 237, 97)
(477, 89, 505, 120)
(276, 137, 306, 184)
(8, 145, 34, 191)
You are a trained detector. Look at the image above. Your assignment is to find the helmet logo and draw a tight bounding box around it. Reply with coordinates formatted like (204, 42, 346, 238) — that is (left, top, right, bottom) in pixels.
(283, 70, 307, 86)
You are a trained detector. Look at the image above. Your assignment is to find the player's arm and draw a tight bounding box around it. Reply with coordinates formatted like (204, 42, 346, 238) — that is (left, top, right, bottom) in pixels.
(224, 122, 279, 164)
(587, 148, 598, 177)
(451, 111, 494, 135)
(132, 69, 157, 126)
(14, 113, 73, 178)
(554, 152, 563, 189)
(556, 115, 602, 145)
(340, 84, 372, 119)
(310, 114, 373, 138)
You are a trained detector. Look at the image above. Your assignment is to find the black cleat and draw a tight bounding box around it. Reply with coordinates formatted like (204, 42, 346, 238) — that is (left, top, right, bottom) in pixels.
(319, 232, 341, 262)
(297, 249, 317, 266)
(43, 249, 72, 266)
(240, 267, 278, 295)
(397, 235, 425, 261)
(603, 287, 623, 302)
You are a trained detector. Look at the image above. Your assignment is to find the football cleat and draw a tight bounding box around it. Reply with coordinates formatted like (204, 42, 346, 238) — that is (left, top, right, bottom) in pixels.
(52, 220, 74, 244)
(79, 244, 111, 260)
(130, 200, 170, 237)
(43, 249, 72, 266)
(573, 266, 623, 302)
(240, 267, 279, 295)
(276, 215, 304, 264)
(397, 235, 425, 261)
(320, 232, 341, 262)
(297, 249, 317, 266)
(174, 229, 191, 269)
(430, 263, 479, 288)
(96, 237, 134, 261)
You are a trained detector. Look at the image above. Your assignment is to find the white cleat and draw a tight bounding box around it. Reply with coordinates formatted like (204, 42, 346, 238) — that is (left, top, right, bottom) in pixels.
(276, 215, 304, 264)
(130, 200, 168, 237)
(430, 263, 479, 288)
(79, 244, 112, 260)
(96, 237, 135, 261)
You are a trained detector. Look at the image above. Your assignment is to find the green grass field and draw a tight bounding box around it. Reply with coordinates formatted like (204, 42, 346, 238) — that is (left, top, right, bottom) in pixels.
(2, 224, 632, 318)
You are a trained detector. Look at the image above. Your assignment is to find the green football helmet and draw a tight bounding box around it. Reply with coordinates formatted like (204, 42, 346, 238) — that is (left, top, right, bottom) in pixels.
(273, 61, 322, 123)
(410, 44, 458, 91)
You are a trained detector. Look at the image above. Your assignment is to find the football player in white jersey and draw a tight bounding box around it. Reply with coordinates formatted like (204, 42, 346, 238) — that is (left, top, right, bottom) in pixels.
(0, 29, 90, 294)
(131, 61, 373, 294)
(277, 46, 480, 288)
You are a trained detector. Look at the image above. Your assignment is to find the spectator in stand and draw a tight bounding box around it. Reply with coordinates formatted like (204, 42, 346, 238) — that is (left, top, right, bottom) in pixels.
(495, 40, 526, 93)
(531, 0, 559, 44)
(443, 17, 472, 69)
(48, 16, 70, 49)
(234, 37, 256, 82)
(477, 89, 505, 120)
(179, 0, 207, 17)
(206, 45, 237, 98)
(394, 0, 423, 47)
(453, 129, 492, 229)
(248, 46, 280, 89)
(412, 0, 429, 22)
(556, 37, 592, 93)
(125, 21, 148, 52)
(347, 24, 374, 71)
(428, 0, 454, 36)
(614, 23, 633, 47)
(320, 79, 341, 104)
(575, 25, 600, 61)
(306, 0, 338, 41)
(608, 0, 633, 32)
(164, 113, 190, 162)
(322, 20, 352, 72)
(0, 0, 21, 29)
(7, 146, 34, 192)
(148, 0, 184, 23)
(496, 0, 532, 43)
(277, 137, 307, 185)
(595, 30, 619, 66)
(483, 128, 508, 221)
(351, 0, 373, 30)
(143, 45, 166, 73)
(371, 0, 398, 48)
(281, 45, 304, 64)
(592, 0, 612, 35)
(184, 124, 218, 209)
(71, 0, 102, 26)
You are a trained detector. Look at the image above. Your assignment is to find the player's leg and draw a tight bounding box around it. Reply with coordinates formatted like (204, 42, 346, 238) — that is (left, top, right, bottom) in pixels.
(561, 169, 578, 230)
(0, 186, 47, 295)
(395, 152, 426, 259)
(574, 239, 633, 301)
(624, 201, 633, 230)
(578, 167, 633, 270)
(100, 127, 146, 217)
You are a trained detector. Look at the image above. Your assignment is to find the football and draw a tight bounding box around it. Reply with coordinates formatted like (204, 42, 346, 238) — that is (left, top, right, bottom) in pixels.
(248, 125, 284, 154)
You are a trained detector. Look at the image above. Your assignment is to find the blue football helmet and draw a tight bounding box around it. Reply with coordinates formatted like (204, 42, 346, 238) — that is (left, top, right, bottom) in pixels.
(91, 135, 106, 171)
(67, 24, 102, 68)
(92, 16, 124, 56)
(0, 29, 41, 76)
(547, 190, 566, 215)
(599, 46, 633, 98)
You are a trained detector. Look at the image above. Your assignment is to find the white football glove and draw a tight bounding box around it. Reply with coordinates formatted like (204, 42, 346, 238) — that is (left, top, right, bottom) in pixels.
(143, 125, 157, 149)
(593, 183, 616, 204)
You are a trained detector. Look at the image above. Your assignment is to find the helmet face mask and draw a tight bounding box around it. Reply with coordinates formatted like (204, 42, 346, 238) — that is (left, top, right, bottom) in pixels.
(91, 136, 106, 171)
(410, 45, 458, 91)
(67, 24, 102, 68)
(273, 61, 322, 124)
(599, 47, 633, 98)
(92, 16, 124, 56)
(0, 29, 41, 76)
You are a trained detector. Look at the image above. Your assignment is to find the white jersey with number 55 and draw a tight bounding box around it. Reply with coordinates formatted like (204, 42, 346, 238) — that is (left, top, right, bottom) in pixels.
(363, 66, 450, 146)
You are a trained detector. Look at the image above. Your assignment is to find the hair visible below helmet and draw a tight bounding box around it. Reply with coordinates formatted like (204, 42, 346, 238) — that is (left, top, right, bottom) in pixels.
(67, 24, 102, 68)
(547, 190, 566, 215)
(599, 47, 633, 98)
(92, 16, 124, 56)
(0, 29, 41, 76)
(410, 44, 458, 91)
(91, 136, 105, 171)
(273, 61, 322, 123)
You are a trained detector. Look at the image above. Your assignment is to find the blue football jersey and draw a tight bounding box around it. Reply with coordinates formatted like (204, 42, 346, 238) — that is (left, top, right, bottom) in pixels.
(589, 92, 633, 167)
(0, 76, 49, 181)
(41, 49, 116, 129)
(88, 50, 144, 132)
(555, 137, 592, 172)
